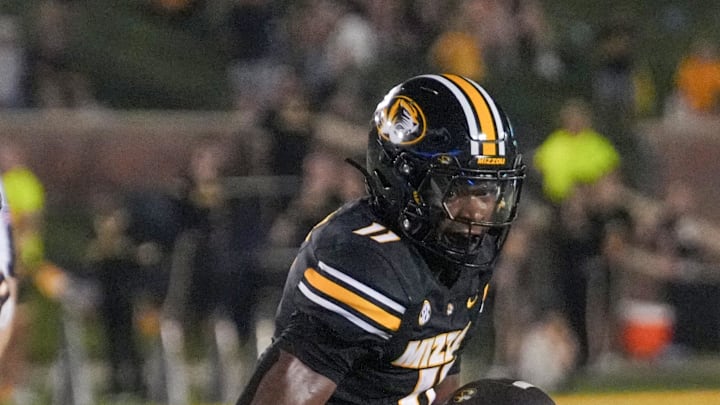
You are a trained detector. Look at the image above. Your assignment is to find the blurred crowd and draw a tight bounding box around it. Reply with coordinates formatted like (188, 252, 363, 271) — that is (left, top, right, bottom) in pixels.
(0, 0, 720, 403)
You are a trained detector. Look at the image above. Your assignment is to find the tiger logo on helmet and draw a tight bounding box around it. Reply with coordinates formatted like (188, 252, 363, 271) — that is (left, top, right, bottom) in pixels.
(375, 95, 427, 146)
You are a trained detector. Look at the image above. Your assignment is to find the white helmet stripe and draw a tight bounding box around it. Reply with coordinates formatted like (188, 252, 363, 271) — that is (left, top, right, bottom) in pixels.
(466, 79, 507, 156)
(418, 74, 506, 157)
(418, 74, 482, 154)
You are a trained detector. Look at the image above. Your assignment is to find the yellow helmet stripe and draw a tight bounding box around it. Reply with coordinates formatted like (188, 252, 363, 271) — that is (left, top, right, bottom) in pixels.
(468, 78, 508, 157)
(419, 74, 482, 154)
(442, 74, 499, 156)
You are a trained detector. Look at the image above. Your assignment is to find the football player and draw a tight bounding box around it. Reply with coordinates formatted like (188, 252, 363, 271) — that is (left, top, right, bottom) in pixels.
(0, 180, 16, 358)
(444, 379, 556, 404)
(237, 74, 526, 405)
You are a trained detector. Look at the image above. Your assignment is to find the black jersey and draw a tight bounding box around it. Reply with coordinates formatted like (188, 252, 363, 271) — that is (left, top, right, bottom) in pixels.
(242, 198, 493, 405)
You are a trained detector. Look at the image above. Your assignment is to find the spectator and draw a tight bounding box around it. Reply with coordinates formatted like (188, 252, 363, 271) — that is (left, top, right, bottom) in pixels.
(604, 191, 676, 361)
(364, 0, 429, 85)
(267, 149, 364, 249)
(593, 179, 720, 360)
(84, 192, 145, 398)
(489, 199, 577, 390)
(591, 17, 639, 134)
(569, 171, 633, 365)
(514, 0, 563, 82)
(225, 0, 282, 118)
(279, 0, 379, 107)
(591, 16, 659, 194)
(322, 0, 377, 83)
(532, 99, 623, 368)
(261, 67, 314, 178)
(279, 0, 346, 105)
(467, 0, 520, 77)
(312, 79, 367, 158)
(0, 15, 25, 108)
(674, 36, 720, 115)
(427, 4, 486, 83)
(162, 135, 262, 402)
(611, 180, 720, 356)
(533, 98, 620, 205)
(27, 0, 94, 107)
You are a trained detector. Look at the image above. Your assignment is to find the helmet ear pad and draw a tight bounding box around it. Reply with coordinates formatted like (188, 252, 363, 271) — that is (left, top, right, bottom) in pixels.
(394, 159, 440, 244)
(374, 151, 431, 239)
(393, 153, 415, 179)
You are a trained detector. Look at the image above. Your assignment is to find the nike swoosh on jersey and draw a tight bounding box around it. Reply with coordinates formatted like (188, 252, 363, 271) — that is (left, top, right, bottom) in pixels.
(466, 294, 479, 309)
(299, 260, 406, 339)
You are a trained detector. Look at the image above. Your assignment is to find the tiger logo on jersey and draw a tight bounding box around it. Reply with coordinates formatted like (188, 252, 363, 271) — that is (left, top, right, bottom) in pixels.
(375, 95, 427, 145)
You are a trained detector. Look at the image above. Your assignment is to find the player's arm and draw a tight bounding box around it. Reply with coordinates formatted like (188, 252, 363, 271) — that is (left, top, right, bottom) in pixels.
(433, 373, 460, 405)
(238, 349, 336, 405)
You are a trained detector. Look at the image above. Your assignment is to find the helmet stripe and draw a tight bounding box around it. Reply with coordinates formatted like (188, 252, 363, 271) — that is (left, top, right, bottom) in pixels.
(442, 74, 503, 157)
(417, 74, 506, 157)
(464, 78, 507, 156)
(469, 81, 507, 156)
(418, 74, 482, 154)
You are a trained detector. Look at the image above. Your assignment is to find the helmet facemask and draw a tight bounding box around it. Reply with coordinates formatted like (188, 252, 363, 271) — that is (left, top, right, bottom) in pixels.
(401, 160, 524, 267)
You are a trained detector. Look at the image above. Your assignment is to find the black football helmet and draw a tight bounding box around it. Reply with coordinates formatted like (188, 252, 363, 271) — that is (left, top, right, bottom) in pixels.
(445, 379, 556, 404)
(365, 74, 525, 268)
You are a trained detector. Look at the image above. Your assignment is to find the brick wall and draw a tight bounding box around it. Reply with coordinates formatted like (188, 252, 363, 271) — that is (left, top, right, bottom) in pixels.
(2, 110, 720, 223)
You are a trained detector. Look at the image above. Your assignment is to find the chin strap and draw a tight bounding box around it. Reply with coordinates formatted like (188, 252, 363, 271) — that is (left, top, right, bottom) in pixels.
(345, 157, 374, 196)
(345, 158, 371, 181)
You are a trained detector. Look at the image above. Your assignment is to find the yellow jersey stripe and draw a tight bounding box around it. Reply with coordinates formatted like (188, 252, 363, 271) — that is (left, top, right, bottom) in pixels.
(318, 261, 406, 313)
(443, 74, 498, 156)
(304, 268, 402, 331)
(298, 282, 392, 340)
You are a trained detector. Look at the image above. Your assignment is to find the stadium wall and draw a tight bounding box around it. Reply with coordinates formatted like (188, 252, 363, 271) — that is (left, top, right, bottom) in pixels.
(0, 110, 719, 222)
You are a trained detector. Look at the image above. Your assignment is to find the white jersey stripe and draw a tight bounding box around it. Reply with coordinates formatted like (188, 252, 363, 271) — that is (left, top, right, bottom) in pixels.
(352, 222, 386, 236)
(318, 261, 406, 314)
(298, 282, 391, 340)
(370, 231, 401, 243)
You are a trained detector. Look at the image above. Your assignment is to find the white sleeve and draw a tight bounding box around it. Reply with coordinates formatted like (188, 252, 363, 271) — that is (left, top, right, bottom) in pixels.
(0, 180, 15, 332)
(0, 181, 13, 279)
